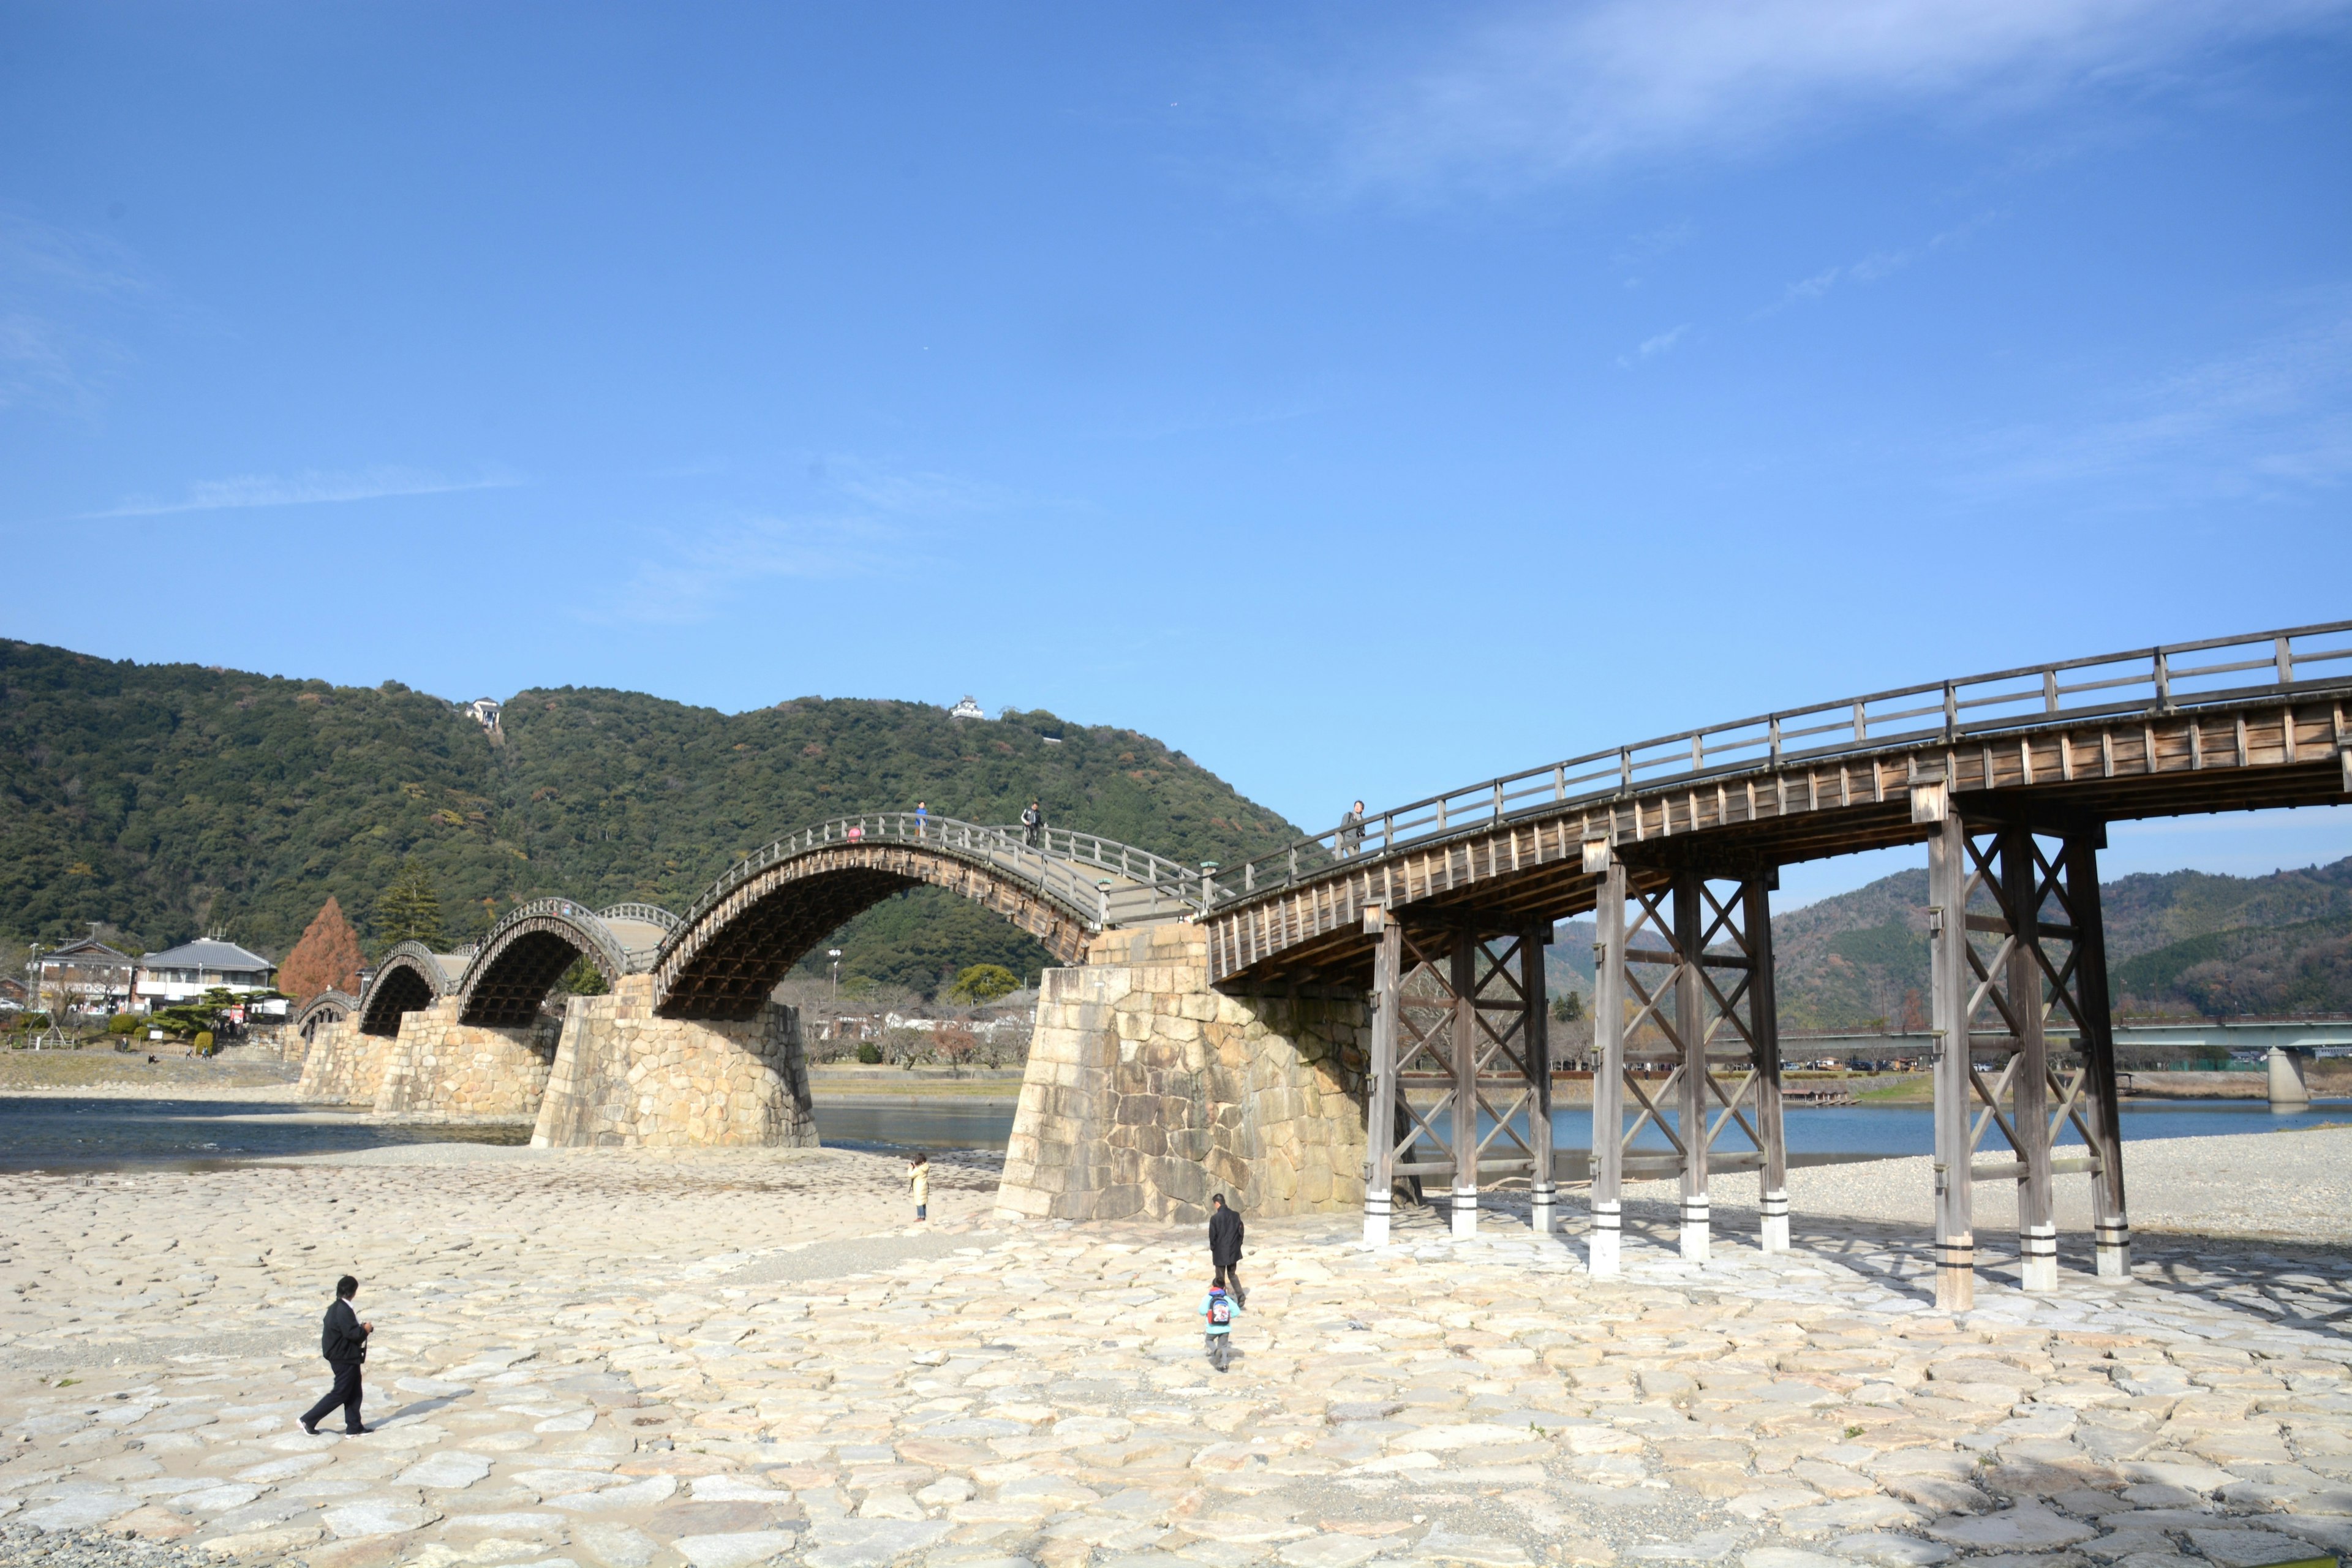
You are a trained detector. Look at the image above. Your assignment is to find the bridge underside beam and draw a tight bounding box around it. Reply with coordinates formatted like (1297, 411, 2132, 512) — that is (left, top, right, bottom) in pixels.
(462, 929, 595, 1028)
(660, 867, 916, 1019)
(360, 966, 435, 1037)
(658, 845, 1104, 1019)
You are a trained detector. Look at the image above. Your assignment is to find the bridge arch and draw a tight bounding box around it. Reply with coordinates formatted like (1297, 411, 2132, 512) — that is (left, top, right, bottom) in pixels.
(359, 943, 453, 1036)
(293, 989, 355, 1044)
(652, 813, 1199, 1019)
(455, 899, 677, 1027)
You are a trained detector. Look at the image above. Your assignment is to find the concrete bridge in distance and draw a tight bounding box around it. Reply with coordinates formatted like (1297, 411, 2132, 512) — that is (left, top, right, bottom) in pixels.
(296, 619, 2352, 1306)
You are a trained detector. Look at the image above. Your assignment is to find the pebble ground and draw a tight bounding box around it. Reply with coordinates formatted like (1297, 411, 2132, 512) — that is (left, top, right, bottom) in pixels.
(2, 1129, 2348, 1568)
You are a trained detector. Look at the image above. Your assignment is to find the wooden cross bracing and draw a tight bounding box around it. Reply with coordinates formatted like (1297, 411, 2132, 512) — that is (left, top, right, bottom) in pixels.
(1589, 858, 1787, 1273)
(1929, 810, 2128, 1310)
(1361, 917, 1552, 1244)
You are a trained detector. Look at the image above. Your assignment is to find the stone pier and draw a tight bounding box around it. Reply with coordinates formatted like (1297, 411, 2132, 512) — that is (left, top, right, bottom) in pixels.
(294, 1016, 390, 1106)
(995, 923, 1368, 1224)
(371, 999, 555, 1118)
(530, 975, 816, 1148)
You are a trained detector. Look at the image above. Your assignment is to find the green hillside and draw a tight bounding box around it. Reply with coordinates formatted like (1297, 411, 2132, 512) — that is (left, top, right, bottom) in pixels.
(1768, 858, 2352, 1027)
(1539, 857, 2352, 1028)
(0, 640, 1300, 993)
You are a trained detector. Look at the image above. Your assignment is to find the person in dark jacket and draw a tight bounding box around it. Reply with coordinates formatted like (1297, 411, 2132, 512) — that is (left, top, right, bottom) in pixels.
(300, 1275, 372, 1435)
(1208, 1194, 1245, 1308)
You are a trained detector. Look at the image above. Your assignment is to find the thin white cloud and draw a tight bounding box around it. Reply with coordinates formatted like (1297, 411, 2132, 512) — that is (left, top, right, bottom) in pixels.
(598, 513, 914, 627)
(1618, 323, 1694, 368)
(1763, 211, 1999, 312)
(592, 459, 1055, 625)
(1954, 300, 2352, 500)
(85, 466, 520, 519)
(0, 209, 152, 417)
(1331, 0, 2350, 195)
(829, 464, 1017, 516)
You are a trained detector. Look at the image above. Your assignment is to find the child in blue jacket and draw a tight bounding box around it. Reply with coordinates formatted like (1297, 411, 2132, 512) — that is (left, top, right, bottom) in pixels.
(1200, 1281, 1237, 1371)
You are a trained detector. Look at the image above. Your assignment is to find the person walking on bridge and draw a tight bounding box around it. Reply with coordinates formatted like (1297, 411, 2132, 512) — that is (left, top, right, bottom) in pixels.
(915, 801, 929, 840)
(1338, 801, 1366, 859)
(1208, 1193, 1246, 1308)
(300, 1275, 371, 1435)
(1021, 800, 1044, 848)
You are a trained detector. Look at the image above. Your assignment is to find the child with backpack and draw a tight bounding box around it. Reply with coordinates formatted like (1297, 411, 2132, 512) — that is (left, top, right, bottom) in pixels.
(1200, 1281, 1237, 1371)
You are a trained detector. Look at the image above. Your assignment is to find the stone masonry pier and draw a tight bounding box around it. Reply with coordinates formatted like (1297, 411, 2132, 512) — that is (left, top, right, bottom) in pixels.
(995, 923, 1368, 1225)
(372, 998, 554, 1118)
(528, 975, 816, 1148)
(293, 1016, 388, 1106)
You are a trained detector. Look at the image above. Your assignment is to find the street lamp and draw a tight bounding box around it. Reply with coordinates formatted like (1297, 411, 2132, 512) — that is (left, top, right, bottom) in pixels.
(828, 949, 842, 1006)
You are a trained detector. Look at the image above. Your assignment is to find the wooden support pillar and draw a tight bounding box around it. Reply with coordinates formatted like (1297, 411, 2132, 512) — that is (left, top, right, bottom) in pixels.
(1363, 913, 1401, 1247)
(1748, 873, 1789, 1253)
(1673, 864, 1709, 1263)
(2068, 833, 2131, 1279)
(1929, 812, 1975, 1312)
(1589, 861, 1627, 1276)
(2003, 826, 2057, 1292)
(1526, 922, 1556, 1238)
(1450, 929, 1479, 1238)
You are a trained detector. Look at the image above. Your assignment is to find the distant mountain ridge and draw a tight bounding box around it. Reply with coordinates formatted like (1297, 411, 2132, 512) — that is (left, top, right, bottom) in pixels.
(1544, 857, 2352, 1025)
(0, 639, 1302, 993)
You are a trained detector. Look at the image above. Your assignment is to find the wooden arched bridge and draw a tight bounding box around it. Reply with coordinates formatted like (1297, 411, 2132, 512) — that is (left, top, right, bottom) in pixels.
(1183, 619, 2352, 1306)
(349, 818, 1202, 1039)
(310, 620, 2351, 1303)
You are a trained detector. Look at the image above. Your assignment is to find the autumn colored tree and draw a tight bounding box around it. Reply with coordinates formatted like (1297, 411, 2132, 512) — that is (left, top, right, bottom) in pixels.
(277, 895, 365, 1001)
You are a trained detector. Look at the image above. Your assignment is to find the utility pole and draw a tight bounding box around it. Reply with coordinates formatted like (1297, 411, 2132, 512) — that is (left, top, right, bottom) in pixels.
(828, 949, 842, 1007)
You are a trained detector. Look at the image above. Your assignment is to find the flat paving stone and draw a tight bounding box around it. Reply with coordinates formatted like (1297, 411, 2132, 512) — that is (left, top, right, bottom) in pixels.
(675, 1529, 804, 1568)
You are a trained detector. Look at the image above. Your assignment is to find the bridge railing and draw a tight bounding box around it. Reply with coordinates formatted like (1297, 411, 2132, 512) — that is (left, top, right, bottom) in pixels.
(1202, 619, 2352, 911)
(473, 896, 643, 976)
(598, 902, 681, 933)
(669, 813, 1206, 940)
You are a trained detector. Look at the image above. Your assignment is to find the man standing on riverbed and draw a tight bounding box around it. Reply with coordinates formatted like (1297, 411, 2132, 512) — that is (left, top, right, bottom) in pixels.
(300, 1275, 371, 1435)
(1208, 1194, 1245, 1308)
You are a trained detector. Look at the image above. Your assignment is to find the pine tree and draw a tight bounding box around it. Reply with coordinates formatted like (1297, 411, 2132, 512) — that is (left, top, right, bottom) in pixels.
(277, 895, 366, 1000)
(373, 861, 445, 950)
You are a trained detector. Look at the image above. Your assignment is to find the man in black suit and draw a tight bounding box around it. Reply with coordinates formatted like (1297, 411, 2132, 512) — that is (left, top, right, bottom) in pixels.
(300, 1275, 371, 1435)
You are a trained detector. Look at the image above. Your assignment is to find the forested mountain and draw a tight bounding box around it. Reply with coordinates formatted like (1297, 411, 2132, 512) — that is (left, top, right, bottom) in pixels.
(1542, 858, 2352, 1026)
(0, 639, 1301, 993)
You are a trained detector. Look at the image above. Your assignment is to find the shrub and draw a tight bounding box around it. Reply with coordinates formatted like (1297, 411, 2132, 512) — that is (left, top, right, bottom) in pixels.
(107, 1013, 142, 1036)
(949, 963, 1020, 1004)
(194, 1030, 214, 1055)
(855, 1042, 883, 1065)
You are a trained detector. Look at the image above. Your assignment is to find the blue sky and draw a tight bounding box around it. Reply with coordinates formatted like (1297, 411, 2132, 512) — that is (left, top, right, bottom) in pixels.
(3, 2, 2348, 902)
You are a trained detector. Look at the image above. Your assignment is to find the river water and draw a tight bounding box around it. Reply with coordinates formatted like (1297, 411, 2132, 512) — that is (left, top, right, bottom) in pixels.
(0, 1093, 2341, 1174)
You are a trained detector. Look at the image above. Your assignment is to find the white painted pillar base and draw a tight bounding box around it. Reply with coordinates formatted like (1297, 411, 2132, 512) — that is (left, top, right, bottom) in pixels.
(1760, 1189, 1790, 1253)
(1363, 1189, 1391, 1248)
(2094, 1215, 2131, 1279)
(1679, 1196, 1710, 1263)
(1588, 1199, 1621, 1276)
(1529, 1180, 1556, 1238)
(2021, 1222, 2059, 1292)
(1450, 1185, 1478, 1238)
(1936, 1236, 1975, 1313)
